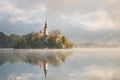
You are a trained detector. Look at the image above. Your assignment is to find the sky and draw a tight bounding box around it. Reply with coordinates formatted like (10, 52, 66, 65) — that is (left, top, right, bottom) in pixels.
(0, 0, 120, 42)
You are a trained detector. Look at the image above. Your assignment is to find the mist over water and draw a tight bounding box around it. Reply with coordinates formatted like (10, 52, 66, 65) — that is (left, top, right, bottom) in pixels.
(0, 48, 120, 80)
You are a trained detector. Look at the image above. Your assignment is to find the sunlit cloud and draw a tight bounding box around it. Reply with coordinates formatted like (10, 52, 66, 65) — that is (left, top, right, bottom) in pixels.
(0, 0, 120, 42)
(0, 0, 47, 24)
(62, 11, 114, 31)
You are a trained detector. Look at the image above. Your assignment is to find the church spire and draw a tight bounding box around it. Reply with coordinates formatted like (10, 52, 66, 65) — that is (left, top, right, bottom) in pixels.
(45, 20, 47, 28)
(44, 20, 48, 43)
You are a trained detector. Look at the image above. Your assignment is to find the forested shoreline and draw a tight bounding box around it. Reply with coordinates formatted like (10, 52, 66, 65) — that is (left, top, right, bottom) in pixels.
(0, 32, 73, 49)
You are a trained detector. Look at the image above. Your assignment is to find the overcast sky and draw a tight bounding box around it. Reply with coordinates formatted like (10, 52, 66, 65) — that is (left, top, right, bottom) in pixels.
(0, 0, 120, 42)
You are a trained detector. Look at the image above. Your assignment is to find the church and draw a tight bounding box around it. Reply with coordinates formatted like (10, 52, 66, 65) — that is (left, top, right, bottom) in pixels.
(36, 21, 49, 42)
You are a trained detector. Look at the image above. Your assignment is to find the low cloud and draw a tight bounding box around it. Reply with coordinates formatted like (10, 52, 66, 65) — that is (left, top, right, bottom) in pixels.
(62, 11, 114, 31)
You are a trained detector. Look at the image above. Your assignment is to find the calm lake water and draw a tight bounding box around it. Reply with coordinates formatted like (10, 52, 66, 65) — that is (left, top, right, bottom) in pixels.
(0, 48, 120, 80)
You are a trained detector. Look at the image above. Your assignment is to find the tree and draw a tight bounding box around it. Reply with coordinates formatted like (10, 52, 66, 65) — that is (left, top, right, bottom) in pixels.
(61, 36, 73, 48)
(9, 34, 21, 41)
(48, 35, 57, 48)
(50, 30, 61, 35)
(13, 31, 73, 49)
(0, 32, 15, 48)
(14, 38, 28, 48)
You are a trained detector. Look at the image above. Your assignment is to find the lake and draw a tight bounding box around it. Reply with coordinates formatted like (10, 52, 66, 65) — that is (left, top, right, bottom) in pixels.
(0, 48, 120, 80)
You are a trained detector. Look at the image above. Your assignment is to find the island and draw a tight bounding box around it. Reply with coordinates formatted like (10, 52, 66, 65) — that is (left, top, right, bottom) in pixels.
(0, 21, 73, 49)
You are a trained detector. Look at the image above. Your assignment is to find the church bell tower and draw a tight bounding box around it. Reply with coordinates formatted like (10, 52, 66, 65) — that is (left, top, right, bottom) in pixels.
(44, 20, 48, 37)
(44, 20, 48, 43)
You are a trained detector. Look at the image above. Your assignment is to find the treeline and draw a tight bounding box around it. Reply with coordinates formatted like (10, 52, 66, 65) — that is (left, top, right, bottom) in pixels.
(14, 32, 73, 49)
(0, 32, 21, 48)
(0, 31, 73, 49)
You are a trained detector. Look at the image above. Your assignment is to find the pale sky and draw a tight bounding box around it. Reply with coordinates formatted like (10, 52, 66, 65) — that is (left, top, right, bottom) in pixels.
(0, 0, 120, 42)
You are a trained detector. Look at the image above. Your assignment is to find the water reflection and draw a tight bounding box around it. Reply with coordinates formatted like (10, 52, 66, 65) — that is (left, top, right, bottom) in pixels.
(0, 50, 72, 65)
(0, 50, 72, 79)
(44, 59, 48, 78)
(1, 49, 120, 80)
(37, 58, 49, 78)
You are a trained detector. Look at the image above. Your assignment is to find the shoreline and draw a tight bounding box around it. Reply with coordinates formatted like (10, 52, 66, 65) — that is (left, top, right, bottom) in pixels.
(1, 47, 120, 50)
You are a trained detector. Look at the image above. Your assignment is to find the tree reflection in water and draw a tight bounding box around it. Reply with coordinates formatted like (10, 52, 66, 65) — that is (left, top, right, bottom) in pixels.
(36, 51, 72, 79)
(0, 50, 72, 79)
